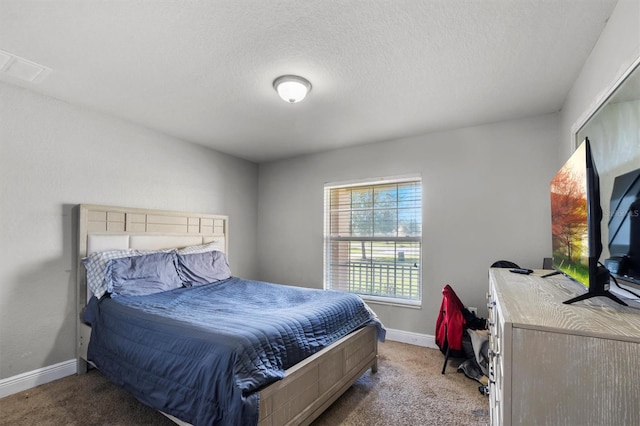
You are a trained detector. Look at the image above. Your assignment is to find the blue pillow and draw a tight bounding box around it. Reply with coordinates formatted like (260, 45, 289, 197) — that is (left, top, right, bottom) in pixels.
(176, 250, 231, 286)
(106, 252, 183, 297)
(82, 249, 142, 299)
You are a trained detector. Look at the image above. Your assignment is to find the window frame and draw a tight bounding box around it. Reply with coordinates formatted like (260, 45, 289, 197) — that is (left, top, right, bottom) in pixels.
(323, 175, 423, 306)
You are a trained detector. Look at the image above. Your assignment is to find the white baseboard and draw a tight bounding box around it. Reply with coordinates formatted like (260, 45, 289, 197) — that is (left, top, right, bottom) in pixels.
(0, 359, 76, 399)
(385, 328, 438, 349)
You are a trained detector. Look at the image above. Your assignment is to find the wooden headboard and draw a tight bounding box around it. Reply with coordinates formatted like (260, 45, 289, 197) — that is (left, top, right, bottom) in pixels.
(75, 204, 228, 372)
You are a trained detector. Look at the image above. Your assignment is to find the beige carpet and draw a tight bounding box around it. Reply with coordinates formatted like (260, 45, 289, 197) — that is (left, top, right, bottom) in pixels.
(0, 341, 489, 426)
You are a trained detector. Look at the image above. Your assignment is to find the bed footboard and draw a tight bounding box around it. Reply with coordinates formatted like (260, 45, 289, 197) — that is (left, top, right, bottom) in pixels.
(258, 325, 378, 426)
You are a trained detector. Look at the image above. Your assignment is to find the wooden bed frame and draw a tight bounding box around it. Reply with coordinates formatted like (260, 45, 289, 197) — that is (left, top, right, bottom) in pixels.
(75, 204, 378, 426)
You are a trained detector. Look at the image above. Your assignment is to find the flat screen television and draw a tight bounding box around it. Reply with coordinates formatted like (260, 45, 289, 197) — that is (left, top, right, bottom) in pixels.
(545, 137, 627, 305)
(606, 168, 640, 285)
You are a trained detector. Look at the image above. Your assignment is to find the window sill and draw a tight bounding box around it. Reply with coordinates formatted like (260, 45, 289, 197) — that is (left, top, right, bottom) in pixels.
(360, 295, 422, 309)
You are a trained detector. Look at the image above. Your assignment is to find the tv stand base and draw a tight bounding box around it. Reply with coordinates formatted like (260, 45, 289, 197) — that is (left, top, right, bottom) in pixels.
(563, 289, 628, 306)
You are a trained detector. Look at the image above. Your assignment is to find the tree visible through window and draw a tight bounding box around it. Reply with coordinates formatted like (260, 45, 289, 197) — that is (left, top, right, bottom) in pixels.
(324, 177, 422, 302)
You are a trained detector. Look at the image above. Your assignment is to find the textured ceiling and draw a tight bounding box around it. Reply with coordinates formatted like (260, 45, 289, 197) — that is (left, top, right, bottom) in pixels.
(0, 0, 619, 163)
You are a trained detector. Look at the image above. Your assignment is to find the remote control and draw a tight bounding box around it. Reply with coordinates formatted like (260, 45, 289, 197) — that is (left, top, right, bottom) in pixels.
(509, 268, 533, 275)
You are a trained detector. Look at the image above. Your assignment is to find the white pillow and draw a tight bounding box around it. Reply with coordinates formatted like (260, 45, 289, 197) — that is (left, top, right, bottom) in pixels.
(177, 241, 224, 255)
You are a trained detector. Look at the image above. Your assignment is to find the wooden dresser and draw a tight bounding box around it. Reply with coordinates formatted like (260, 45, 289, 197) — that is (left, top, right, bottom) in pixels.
(487, 268, 640, 426)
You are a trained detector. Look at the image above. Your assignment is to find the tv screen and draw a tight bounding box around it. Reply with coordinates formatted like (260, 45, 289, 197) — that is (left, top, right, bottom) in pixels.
(548, 138, 626, 305)
(607, 168, 640, 284)
(550, 140, 594, 287)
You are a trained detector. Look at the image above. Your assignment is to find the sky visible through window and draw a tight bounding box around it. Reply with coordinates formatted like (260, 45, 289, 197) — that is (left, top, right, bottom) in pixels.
(325, 178, 422, 301)
(350, 182, 421, 238)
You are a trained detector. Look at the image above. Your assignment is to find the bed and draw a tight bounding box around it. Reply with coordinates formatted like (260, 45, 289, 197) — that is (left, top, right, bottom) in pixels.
(75, 204, 384, 426)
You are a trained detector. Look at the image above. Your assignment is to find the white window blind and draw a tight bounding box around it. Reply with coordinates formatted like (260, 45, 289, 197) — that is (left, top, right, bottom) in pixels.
(324, 177, 422, 302)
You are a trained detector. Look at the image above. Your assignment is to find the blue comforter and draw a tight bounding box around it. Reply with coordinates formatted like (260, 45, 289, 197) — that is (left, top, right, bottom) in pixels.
(84, 277, 385, 426)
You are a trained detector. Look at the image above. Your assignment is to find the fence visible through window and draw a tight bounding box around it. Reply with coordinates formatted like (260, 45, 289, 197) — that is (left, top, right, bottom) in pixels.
(324, 177, 422, 303)
(340, 259, 420, 299)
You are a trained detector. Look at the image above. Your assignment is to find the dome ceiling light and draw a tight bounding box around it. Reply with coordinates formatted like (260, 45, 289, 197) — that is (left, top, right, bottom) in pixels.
(273, 75, 312, 103)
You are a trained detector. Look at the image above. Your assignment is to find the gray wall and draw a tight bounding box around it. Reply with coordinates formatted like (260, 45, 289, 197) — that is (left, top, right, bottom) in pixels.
(257, 113, 560, 335)
(560, 0, 639, 162)
(0, 83, 259, 380)
(559, 0, 640, 262)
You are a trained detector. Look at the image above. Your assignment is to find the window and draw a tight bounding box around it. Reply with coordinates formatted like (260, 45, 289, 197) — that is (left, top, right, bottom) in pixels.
(324, 177, 422, 304)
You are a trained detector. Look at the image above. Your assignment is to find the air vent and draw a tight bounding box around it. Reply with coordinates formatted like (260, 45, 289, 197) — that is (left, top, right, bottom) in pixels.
(0, 49, 51, 83)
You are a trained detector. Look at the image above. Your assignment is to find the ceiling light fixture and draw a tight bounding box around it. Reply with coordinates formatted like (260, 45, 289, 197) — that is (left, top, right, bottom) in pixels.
(273, 75, 312, 103)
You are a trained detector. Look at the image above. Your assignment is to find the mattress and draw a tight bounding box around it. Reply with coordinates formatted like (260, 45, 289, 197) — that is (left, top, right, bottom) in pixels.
(83, 277, 385, 426)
